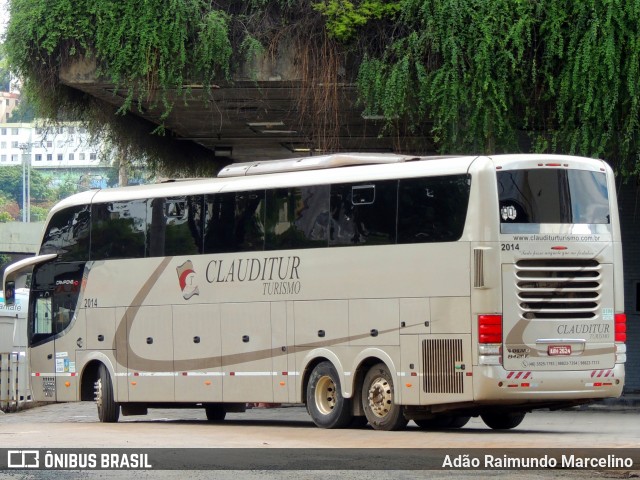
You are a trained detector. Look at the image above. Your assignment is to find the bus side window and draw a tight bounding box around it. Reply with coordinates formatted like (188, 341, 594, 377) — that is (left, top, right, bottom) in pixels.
(398, 175, 470, 243)
(149, 196, 204, 257)
(234, 191, 266, 251)
(203, 191, 265, 253)
(39, 205, 91, 261)
(329, 181, 397, 246)
(265, 185, 330, 250)
(90, 200, 148, 260)
(32, 296, 52, 343)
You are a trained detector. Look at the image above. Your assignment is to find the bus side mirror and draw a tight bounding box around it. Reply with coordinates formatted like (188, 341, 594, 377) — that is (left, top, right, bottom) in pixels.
(4, 280, 15, 305)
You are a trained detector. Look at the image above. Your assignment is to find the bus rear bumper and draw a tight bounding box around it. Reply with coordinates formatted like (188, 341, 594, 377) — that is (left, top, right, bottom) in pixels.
(472, 364, 625, 403)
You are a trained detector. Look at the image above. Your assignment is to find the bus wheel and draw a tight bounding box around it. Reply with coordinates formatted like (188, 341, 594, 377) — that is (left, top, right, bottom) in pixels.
(481, 412, 525, 430)
(205, 404, 226, 422)
(96, 364, 120, 423)
(414, 415, 470, 429)
(362, 363, 407, 431)
(306, 361, 352, 429)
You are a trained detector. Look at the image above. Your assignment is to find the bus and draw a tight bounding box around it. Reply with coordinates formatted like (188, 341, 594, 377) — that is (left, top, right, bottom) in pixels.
(3, 153, 626, 430)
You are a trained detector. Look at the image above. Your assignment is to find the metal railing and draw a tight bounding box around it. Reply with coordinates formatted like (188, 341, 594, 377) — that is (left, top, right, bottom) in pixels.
(0, 352, 31, 412)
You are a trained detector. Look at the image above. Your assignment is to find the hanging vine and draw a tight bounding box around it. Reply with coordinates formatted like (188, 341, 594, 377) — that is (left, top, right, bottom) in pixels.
(4, 0, 640, 176)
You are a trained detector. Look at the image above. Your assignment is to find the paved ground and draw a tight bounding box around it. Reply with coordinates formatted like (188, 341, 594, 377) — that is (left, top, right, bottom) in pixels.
(1, 400, 639, 479)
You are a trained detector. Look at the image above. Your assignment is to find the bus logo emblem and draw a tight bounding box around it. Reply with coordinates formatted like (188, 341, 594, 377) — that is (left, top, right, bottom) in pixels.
(501, 205, 517, 220)
(176, 261, 200, 300)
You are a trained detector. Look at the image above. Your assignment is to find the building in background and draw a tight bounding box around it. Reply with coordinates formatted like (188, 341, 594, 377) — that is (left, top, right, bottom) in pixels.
(0, 121, 105, 174)
(0, 92, 20, 123)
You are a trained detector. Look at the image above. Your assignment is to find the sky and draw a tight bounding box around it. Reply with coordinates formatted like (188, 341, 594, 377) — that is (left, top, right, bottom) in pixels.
(0, 1, 8, 38)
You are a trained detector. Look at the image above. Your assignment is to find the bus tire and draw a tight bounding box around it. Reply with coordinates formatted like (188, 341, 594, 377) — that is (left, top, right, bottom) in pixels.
(96, 364, 119, 423)
(481, 411, 525, 430)
(204, 404, 226, 422)
(306, 361, 352, 429)
(414, 415, 470, 430)
(362, 363, 407, 431)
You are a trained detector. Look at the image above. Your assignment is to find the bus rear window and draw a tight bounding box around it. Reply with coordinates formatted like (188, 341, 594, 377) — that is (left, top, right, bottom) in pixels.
(497, 169, 609, 227)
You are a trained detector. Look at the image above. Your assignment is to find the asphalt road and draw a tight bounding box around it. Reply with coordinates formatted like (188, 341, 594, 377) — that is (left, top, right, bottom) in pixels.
(0, 402, 638, 479)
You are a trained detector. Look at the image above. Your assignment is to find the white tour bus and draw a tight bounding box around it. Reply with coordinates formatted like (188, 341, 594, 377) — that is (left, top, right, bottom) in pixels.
(3, 153, 626, 430)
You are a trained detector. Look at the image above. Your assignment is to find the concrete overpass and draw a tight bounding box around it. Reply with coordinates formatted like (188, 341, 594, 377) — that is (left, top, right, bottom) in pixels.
(0, 222, 43, 255)
(59, 55, 434, 164)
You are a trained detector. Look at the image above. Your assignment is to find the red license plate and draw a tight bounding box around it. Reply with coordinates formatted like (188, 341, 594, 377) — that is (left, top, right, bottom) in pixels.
(548, 345, 572, 356)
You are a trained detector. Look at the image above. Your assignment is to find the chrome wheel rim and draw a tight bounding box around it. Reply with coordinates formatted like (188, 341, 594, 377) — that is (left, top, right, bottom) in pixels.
(367, 376, 392, 418)
(315, 375, 337, 415)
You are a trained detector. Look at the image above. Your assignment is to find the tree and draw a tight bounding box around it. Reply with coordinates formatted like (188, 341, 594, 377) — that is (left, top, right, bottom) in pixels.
(0, 44, 11, 91)
(0, 166, 54, 206)
(4, 0, 640, 177)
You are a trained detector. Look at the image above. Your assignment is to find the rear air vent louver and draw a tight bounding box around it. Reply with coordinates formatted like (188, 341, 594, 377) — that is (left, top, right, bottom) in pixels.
(515, 259, 601, 320)
(422, 339, 464, 394)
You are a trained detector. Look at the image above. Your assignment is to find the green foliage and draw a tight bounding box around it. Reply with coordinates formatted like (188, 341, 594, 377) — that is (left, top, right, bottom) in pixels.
(0, 212, 13, 223)
(0, 166, 54, 205)
(7, 100, 35, 123)
(6, 0, 233, 128)
(29, 205, 49, 222)
(5, 0, 640, 177)
(358, 0, 536, 152)
(313, 0, 401, 41)
(0, 45, 11, 91)
(90, 1, 232, 120)
(356, 0, 640, 174)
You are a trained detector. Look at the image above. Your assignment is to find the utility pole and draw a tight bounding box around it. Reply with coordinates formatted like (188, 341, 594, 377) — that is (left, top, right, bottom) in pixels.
(18, 125, 33, 223)
(18, 140, 32, 223)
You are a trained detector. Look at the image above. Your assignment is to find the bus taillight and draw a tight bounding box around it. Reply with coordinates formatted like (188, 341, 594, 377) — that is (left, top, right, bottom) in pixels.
(478, 315, 502, 366)
(478, 315, 502, 344)
(615, 313, 627, 343)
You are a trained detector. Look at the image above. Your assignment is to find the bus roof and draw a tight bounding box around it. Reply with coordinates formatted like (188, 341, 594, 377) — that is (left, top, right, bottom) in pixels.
(46, 153, 609, 217)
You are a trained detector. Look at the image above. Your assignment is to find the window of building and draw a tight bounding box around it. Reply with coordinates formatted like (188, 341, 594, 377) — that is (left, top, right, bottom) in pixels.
(0, 128, 6, 135)
(0, 141, 5, 149)
(35, 154, 42, 162)
(47, 154, 53, 161)
(11, 154, 18, 162)
(11, 128, 18, 135)
(46, 141, 52, 148)
(89, 153, 97, 161)
(11, 141, 18, 148)
(57, 153, 63, 161)
(79, 153, 86, 161)
(0, 155, 6, 162)
(68, 153, 74, 161)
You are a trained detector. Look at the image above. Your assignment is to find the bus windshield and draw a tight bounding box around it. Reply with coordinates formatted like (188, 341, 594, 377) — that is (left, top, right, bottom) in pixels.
(497, 169, 609, 229)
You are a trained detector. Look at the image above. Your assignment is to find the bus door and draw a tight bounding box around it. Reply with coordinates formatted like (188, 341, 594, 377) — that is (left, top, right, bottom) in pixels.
(29, 262, 85, 402)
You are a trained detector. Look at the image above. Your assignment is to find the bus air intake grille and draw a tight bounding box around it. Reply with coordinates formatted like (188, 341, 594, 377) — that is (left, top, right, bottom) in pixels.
(422, 339, 464, 394)
(515, 259, 601, 320)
